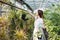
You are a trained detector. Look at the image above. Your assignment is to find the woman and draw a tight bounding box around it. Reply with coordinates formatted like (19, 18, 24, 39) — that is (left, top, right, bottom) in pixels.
(28, 10, 48, 40)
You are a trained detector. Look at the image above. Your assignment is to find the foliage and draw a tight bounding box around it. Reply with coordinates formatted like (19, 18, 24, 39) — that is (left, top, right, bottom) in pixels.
(44, 4, 60, 40)
(0, 0, 60, 40)
(0, 16, 10, 40)
(14, 29, 28, 40)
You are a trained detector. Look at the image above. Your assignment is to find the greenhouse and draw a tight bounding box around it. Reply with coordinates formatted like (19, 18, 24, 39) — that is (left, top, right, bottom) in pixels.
(0, 0, 60, 40)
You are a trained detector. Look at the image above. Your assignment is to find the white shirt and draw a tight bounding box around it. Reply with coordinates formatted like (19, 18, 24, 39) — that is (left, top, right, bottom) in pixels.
(34, 16, 44, 28)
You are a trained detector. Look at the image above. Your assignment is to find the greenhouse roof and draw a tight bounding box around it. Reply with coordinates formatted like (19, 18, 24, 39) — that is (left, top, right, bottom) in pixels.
(9, 0, 60, 11)
(24, 0, 60, 10)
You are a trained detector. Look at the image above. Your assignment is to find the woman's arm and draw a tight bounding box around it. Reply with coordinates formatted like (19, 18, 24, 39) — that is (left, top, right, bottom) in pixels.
(43, 19, 46, 29)
(27, 10, 35, 18)
(29, 12, 35, 18)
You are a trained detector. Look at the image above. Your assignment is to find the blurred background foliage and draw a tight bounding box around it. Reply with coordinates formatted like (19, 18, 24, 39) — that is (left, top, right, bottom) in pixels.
(0, 0, 60, 40)
(44, 4, 60, 40)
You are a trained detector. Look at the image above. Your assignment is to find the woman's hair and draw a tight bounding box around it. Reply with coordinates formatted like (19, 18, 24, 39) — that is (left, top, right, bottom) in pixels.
(38, 10, 43, 18)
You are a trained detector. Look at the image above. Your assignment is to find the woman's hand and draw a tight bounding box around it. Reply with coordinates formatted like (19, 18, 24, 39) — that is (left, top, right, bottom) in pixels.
(27, 10, 35, 18)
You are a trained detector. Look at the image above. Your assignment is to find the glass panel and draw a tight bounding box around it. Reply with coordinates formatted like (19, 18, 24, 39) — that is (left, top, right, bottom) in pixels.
(24, 0, 60, 10)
